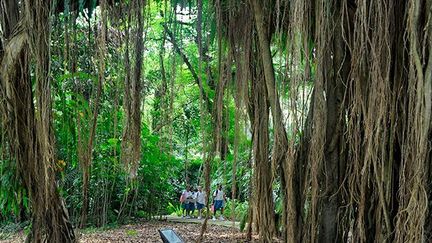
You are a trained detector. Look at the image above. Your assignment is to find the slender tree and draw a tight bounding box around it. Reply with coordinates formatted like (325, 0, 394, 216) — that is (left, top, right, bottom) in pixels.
(79, 0, 107, 228)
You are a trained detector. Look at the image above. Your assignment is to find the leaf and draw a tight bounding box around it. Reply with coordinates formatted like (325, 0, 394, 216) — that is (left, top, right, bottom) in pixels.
(108, 138, 118, 146)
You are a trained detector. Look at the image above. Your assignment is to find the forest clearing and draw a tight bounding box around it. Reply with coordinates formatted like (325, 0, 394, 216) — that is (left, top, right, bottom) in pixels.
(1, 0, 431, 242)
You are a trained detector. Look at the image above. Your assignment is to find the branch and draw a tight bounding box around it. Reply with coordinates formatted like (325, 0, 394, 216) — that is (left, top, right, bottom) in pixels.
(163, 23, 213, 114)
(175, 20, 194, 26)
(153, 113, 182, 133)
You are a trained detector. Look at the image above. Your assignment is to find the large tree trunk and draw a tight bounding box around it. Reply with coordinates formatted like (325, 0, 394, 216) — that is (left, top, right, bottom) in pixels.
(251, 66, 276, 242)
(0, 0, 76, 241)
(251, 0, 300, 241)
(317, 1, 350, 241)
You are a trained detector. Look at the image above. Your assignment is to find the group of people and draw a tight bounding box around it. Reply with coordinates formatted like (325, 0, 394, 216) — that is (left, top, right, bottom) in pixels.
(179, 184, 226, 220)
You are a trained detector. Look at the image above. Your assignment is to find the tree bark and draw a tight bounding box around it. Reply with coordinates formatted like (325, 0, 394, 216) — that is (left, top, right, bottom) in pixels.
(251, 0, 299, 241)
(0, 0, 76, 241)
(317, 3, 349, 241)
(251, 68, 276, 242)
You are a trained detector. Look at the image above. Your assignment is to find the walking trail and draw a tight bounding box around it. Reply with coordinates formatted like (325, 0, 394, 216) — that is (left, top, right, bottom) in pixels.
(164, 215, 241, 229)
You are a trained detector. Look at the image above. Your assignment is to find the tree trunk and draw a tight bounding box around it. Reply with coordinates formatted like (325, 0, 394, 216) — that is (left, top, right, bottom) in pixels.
(0, 0, 76, 241)
(251, 0, 298, 241)
(251, 56, 276, 242)
(318, 2, 350, 241)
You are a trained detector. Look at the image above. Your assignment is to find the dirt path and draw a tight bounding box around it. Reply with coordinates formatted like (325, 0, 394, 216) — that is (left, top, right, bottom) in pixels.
(164, 215, 241, 229)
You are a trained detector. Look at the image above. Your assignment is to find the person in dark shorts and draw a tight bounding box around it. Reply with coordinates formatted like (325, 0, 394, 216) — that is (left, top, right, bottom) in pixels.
(196, 186, 206, 219)
(186, 188, 196, 218)
(212, 184, 226, 220)
(179, 186, 189, 218)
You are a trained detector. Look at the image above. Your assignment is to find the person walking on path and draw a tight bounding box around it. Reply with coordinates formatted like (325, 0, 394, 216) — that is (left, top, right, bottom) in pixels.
(196, 186, 206, 219)
(212, 184, 226, 220)
(179, 186, 188, 217)
(187, 189, 197, 218)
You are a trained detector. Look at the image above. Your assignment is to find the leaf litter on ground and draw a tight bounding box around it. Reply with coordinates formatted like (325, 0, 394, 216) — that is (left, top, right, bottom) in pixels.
(0, 220, 282, 242)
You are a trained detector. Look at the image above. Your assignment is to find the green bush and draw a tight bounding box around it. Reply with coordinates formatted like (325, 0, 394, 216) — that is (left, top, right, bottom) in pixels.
(222, 199, 248, 222)
(167, 202, 183, 216)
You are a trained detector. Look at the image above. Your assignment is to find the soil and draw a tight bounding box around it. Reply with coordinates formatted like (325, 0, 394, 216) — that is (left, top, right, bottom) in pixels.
(0, 220, 254, 242)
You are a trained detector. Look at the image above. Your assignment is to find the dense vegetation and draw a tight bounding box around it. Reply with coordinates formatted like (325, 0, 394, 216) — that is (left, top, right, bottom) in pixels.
(1, 0, 252, 239)
(1, 0, 431, 242)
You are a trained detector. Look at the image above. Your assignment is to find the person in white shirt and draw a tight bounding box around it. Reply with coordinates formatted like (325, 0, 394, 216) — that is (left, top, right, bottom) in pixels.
(184, 187, 196, 218)
(196, 186, 206, 219)
(179, 187, 188, 217)
(212, 184, 226, 220)
(181, 186, 193, 218)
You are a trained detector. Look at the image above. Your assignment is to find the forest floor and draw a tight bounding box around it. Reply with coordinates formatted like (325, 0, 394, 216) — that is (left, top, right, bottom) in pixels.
(0, 218, 271, 242)
(165, 215, 241, 228)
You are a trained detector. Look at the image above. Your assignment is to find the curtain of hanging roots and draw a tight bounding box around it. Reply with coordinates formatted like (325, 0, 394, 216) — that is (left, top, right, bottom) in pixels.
(284, 0, 315, 241)
(226, 1, 254, 239)
(341, 0, 431, 242)
(79, 0, 107, 228)
(0, 0, 76, 241)
(119, 0, 145, 221)
(293, 0, 324, 240)
(3, 0, 428, 241)
(210, 0, 432, 242)
(121, 0, 144, 181)
(395, 0, 430, 241)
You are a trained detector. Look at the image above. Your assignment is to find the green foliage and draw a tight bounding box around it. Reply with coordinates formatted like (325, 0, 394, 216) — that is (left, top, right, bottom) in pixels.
(126, 229, 138, 237)
(1, 0, 256, 231)
(167, 202, 183, 217)
(136, 210, 146, 218)
(222, 199, 248, 222)
(0, 158, 29, 223)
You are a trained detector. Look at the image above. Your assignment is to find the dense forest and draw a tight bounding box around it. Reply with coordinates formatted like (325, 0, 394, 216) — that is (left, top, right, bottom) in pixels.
(0, 0, 431, 242)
